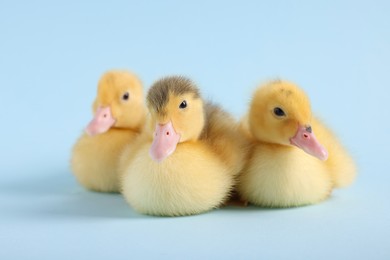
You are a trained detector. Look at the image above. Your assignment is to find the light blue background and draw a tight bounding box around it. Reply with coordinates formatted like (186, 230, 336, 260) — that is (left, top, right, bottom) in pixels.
(1, 1, 389, 259)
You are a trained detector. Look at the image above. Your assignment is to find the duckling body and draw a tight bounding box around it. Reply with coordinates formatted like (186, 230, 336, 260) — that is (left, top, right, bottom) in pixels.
(120, 76, 246, 216)
(238, 80, 356, 207)
(72, 129, 139, 192)
(71, 71, 146, 193)
(122, 139, 233, 216)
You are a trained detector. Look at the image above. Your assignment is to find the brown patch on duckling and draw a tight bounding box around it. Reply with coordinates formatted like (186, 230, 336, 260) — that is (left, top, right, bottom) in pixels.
(147, 76, 200, 116)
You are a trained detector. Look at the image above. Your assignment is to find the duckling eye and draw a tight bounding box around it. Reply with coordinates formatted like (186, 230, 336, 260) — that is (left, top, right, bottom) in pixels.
(122, 92, 130, 101)
(273, 107, 286, 117)
(179, 100, 187, 109)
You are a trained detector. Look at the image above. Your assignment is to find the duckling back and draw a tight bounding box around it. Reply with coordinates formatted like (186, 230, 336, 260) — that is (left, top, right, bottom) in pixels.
(200, 102, 249, 177)
(311, 117, 356, 188)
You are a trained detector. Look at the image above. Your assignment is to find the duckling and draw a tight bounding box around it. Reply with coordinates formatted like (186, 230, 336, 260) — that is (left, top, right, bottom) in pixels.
(237, 80, 356, 207)
(71, 70, 146, 193)
(120, 76, 247, 216)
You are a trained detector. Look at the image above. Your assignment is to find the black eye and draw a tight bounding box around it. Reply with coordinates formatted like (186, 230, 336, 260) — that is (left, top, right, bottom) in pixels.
(122, 92, 129, 101)
(179, 100, 187, 109)
(273, 107, 286, 117)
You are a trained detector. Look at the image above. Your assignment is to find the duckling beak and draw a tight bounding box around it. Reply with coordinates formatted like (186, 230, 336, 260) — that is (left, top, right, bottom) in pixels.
(149, 121, 181, 162)
(290, 125, 328, 161)
(85, 106, 116, 136)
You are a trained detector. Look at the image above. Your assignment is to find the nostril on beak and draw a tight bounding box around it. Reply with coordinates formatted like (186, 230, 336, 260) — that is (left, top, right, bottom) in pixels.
(103, 114, 107, 118)
(166, 132, 170, 136)
(303, 133, 309, 138)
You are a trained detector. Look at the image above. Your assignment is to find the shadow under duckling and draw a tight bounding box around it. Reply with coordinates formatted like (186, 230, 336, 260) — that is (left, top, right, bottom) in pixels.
(120, 76, 247, 216)
(71, 70, 146, 193)
(237, 80, 356, 207)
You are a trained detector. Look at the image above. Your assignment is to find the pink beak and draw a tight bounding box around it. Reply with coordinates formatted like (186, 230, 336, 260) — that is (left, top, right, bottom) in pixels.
(149, 121, 181, 162)
(85, 106, 116, 136)
(290, 125, 328, 161)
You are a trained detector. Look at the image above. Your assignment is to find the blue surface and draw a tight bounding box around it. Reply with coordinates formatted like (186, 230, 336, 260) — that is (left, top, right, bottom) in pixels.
(1, 1, 389, 259)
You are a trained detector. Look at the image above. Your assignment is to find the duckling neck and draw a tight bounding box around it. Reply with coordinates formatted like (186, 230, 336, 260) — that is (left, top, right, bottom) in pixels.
(254, 141, 299, 155)
(110, 126, 142, 134)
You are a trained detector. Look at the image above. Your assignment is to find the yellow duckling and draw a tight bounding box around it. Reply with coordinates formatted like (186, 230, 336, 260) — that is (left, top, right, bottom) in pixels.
(120, 76, 247, 216)
(71, 70, 146, 193)
(237, 80, 356, 207)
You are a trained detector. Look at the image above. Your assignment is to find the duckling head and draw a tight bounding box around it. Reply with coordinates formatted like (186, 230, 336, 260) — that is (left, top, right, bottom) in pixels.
(146, 76, 204, 162)
(249, 80, 328, 161)
(85, 71, 145, 136)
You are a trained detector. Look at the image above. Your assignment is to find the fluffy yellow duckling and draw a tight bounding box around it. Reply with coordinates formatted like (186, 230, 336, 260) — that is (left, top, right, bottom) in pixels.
(237, 80, 356, 207)
(120, 76, 247, 216)
(71, 70, 146, 193)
